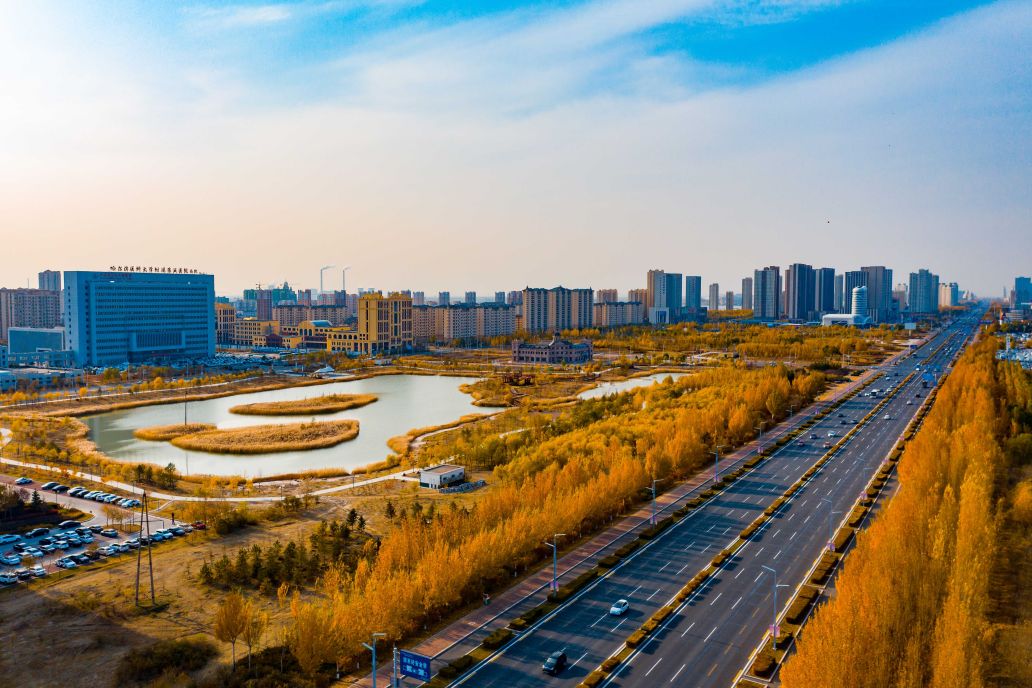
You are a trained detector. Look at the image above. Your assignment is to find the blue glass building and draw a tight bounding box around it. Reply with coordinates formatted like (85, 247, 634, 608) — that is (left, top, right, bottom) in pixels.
(64, 270, 215, 367)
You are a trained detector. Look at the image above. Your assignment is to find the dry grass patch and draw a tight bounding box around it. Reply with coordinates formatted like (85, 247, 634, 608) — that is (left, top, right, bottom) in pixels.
(133, 423, 217, 441)
(170, 420, 359, 454)
(228, 392, 377, 416)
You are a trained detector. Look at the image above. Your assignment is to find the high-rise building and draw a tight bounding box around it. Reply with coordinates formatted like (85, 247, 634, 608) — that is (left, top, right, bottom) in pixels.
(521, 287, 593, 332)
(64, 270, 215, 366)
(215, 302, 236, 345)
(908, 269, 940, 314)
(815, 267, 835, 316)
(851, 286, 869, 317)
(412, 291, 426, 306)
(38, 270, 61, 292)
(357, 292, 413, 354)
(665, 272, 683, 318)
(628, 288, 648, 309)
(507, 291, 523, 307)
(844, 271, 867, 301)
(833, 274, 845, 312)
(741, 278, 753, 311)
(708, 283, 720, 311)
(938, 282, 960, 308)
(785, 263, 816, 321)
(494, 291, 506, 304)
(646, 269, 665, 311)
(0, 288, 62, 343)
(256, 289, 273, 320)
(594, 302, 645, 328)
(646, 270, 682, 323)
(438, 291, 451, 306)
(725, 291, 734, 311)
(861, 266, 893, 323)
(464, 291, 477, 305)
(1014, 277, 1032, 307)
(685, 276, 702, 312)
(596, 289, 618, 304)
(753, 267, 782, 320)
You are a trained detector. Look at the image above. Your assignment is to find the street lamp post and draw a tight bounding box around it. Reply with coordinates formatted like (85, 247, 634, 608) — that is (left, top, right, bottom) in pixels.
(362, 632, 386, 688)
(649, 479, 658, 524)
(754, 425, 764, 454)
(544, 533, 566, 592)
(761, 565, 789, 650)
(712, 445, 727, 484)
(821, 497, 841, 551)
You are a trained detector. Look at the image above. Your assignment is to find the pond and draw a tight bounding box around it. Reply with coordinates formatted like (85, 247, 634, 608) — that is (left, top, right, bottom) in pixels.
(83, 374, 481, 477)
(577, 372, 687, 400)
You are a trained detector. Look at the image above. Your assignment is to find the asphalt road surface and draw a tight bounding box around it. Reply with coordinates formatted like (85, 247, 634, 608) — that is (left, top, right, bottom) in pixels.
(450, 315, 976, 688)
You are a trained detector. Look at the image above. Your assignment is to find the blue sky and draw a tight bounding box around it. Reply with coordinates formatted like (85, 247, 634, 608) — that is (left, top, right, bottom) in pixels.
(0, 1, 1028, 296)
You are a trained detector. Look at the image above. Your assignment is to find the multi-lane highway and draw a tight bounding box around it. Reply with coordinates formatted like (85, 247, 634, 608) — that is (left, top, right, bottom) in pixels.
(447, 314, 976, 688)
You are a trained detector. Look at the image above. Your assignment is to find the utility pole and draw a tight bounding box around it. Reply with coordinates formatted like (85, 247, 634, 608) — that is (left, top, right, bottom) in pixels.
(362, 632, 386, 688)
(754, 425, 765, 454)
(649, 479, 658, 524)
(135, 491, 155, 606)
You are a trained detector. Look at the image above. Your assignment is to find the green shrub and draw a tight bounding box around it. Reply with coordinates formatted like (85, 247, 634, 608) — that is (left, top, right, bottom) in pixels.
(115, 637, 217, 685)
(750, 650, 777, 678)
(481, 628, 513, 650)
(438, 654, 475, 679)
(597, 554, 621, 569)
(614, 540, 640, 558)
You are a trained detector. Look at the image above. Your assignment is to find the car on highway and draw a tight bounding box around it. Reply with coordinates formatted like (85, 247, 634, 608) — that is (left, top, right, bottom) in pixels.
(810, 433, 818, 440)
(610, 599, 630, 616)
(906, 400, 913, 405)
(542, 651, 568, 676)
(827, 431, 837, 437)
(15, 477, 32, 485)
(883, 415, 891, 420)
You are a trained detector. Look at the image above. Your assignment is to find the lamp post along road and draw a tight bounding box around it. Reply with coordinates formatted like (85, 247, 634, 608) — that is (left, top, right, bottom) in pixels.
(821, 497, 841, 551)
(362, 632, 386, 688)
(762, 565, 790, 650)
(649, 479, 658, 525)
(712, 445, 727, 484)
(545, 534, 566, 592)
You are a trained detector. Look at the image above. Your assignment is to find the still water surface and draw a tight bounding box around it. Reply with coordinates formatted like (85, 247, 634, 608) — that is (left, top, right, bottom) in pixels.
(83, 375, 480, 477)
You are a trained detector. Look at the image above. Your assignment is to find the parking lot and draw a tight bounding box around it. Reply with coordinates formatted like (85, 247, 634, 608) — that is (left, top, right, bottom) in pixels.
(1, 477, 198, 587)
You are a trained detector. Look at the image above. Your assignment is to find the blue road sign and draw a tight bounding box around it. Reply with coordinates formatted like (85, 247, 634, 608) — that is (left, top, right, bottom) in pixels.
(399, 650, 432, 681)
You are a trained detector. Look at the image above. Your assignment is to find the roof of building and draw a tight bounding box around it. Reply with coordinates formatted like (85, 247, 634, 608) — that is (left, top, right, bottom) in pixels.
(420, 464, 464, 475)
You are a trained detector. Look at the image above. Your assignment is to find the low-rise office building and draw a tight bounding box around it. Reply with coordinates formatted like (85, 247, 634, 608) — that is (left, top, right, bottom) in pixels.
(418, 464, 466, 489)
(511, 334, 593, 364)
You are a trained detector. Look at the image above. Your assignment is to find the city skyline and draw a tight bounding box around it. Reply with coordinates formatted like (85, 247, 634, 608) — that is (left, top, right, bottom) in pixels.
(1, 1, 1029, 296)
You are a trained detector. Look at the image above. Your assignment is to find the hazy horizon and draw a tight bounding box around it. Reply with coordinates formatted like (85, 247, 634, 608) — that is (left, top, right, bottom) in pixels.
(2, 1, 1029, 296)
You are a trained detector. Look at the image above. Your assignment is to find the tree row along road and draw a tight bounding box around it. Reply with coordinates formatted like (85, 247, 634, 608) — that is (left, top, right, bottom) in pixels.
(436, 318, 973, 688)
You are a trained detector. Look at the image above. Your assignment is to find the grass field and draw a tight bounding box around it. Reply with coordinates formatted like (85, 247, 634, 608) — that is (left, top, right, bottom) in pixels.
(228, 392, 377, 416)
(133, 423, 217, 441)
(169, 420, 359, 454)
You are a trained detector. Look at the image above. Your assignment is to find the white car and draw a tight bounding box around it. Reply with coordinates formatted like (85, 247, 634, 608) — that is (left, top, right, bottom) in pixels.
(883, 415, 891, 420)
(610, 599, 630, 616)
(0, 572, 18, 585)
(29, 565, 46, 577)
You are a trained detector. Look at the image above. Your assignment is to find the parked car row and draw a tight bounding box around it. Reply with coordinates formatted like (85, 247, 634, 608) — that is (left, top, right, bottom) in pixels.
(39, 482, 141, 509)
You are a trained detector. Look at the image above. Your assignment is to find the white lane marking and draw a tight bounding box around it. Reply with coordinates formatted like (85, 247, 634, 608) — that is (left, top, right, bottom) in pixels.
(572, 651, 589, 668)
(589, 612, 608, 628)
(724, 526, 731, 535)
(734, 567, 745, 579)
(630, 584, 642, 596)
(700, 544, 710, 554)
(671, 663, 686, 683)
(684, 540, 696, 552)
(646, 658, 663, 677)
(647, 587, 661, 601)
(774, 549, 782, 560)
(754, 572, 763, 583)
(681, 621, 696, 638)
(677, 563, 689, 575)
(789, 531, 797, 541)
(658, 562, 670, 573)
(756, 546, 765, 557)
(731, 595, 742, 610)
(705, 626, 718, 642)
(787, 512, 795, 521)
(772, 529, 781, 538)
(611, 618, 627, 633)
(710, 591, 723, 606)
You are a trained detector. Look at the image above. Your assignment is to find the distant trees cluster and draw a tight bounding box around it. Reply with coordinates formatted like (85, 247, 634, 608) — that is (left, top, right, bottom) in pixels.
(199, 516, 366, 595)
(781, 337, 1032, 688)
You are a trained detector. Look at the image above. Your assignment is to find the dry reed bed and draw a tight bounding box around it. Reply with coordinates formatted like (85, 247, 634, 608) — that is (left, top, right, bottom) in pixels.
(229, 393, 377, 416)
(133, 423, 217, 441)
(169, 420, 360, 454)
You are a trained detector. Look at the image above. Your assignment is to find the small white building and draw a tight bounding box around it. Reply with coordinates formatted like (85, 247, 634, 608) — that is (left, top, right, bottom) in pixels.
(419, 464, 466, 489)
